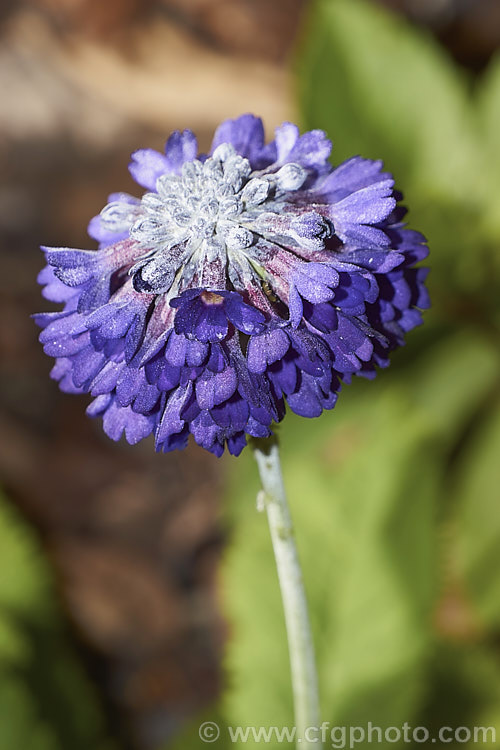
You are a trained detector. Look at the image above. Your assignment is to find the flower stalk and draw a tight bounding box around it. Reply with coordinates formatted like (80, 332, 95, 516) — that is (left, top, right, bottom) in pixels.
(251, 436, 322, 750)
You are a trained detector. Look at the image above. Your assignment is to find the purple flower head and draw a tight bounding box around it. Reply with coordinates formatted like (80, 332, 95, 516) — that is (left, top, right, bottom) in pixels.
(35, 114, 429, 456)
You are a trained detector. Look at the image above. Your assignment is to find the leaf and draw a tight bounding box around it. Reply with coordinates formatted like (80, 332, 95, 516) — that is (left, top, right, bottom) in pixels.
(477, 52, 500, 244)
(165, 336, 500, 748)
(220, 382, 439, 746)
(455, 399, 500, 628)
(408, 330, 500, 446)
(296, 0, 500, 300)
(167, 709, 230, 750)
(0, 494, 52, 618)
(416, 641, 500, 745)
(216, 317, 500, 746)
(0, 491, 117, 750)
(297, 0, 479, 199)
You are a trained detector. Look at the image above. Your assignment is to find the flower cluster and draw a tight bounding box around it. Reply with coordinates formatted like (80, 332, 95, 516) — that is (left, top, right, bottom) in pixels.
(36, 114, 429, 456)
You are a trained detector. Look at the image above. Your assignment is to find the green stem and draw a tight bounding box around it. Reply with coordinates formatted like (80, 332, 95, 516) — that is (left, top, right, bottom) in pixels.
(251, 436, 322, 750)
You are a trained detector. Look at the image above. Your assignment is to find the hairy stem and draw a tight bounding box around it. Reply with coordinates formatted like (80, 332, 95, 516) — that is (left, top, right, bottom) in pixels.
(251, 436, 322, 749)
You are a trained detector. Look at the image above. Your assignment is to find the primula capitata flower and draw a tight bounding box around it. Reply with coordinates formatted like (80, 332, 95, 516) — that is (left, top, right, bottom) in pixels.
(35, 114, 429, 457)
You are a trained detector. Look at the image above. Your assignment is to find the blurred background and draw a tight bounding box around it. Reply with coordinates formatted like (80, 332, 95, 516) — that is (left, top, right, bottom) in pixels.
(1, 1, 500, 748)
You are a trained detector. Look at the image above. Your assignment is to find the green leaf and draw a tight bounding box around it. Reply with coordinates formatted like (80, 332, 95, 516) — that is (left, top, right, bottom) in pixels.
(0, 494, 52, 619)
(296, 0, 500, 301)
(0, 491, 117, 750)
(221, 383, 439, 746)
(216, 322, 500, 747)
(167, 709, 230, 750)
(165, 336, 499, 748)
(455, 400, 500, 627)
(408, 330, 500, 446)
(416, 641, 500, 747)
(477, 53, 500, 244)
(297, 0, 479, 199)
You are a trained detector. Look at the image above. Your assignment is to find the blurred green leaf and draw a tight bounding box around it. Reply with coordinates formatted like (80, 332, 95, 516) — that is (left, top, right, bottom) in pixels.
(220, 381, 439, 745)
(409, 330, 500, 446)
(297, 0, 479, 199)
(477, 53, 500, 245)
(214, 325, 500, 746)
(455, 399, 500, 627)
(0, 491, 117, 750)
(168, 709, 230, 750)
(416, 642, 500, 749)
(296, 0, 500, 301)
(0, 494, 52, 619)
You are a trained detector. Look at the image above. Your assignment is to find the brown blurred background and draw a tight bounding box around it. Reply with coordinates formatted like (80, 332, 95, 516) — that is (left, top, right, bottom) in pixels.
(1, 1, 500, 747)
